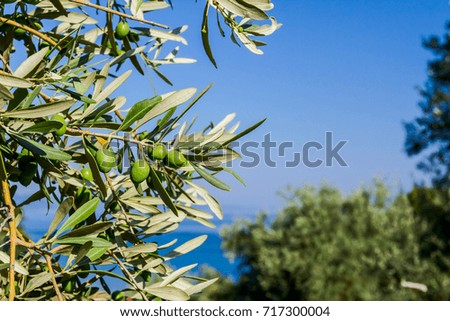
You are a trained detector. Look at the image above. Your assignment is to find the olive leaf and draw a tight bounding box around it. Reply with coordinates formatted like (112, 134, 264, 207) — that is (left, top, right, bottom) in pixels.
(9, 132, 72, 161)
(2, 99, 76, 119)
(117, 96, 162, 131)
(192, 163, 231, 191)
(55, 198, 100, 237)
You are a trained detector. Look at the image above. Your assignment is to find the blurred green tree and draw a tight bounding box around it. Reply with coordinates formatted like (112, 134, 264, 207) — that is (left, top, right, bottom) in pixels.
(408, 186, 450, 273)
(196, 183, 450, 300)
(405, 23, 450, 187)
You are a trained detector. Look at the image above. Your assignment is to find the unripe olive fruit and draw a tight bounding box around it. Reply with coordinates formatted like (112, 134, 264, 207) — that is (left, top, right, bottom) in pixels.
(76, 186, 92, 205)
(5, 281, 19, 296)
(95, 148, 116, 173)
(80, 167, 93, 182)
(166, 150, 187, 168)
(33, 21, 43, 31)
(14, 27, 26, 37)
(112, 290, 124, 301)
(130, 159, 150, 184)
(39, 41, 50, 50)
(128, 31, 140, 42)
(62, 279, 75, 293)
(141, 271, 151, 282)
(110, 201, 121, 212)
(18, 156, 37, 186)
(51, 114, 67, 136)
(150, 144, 167, 160)
(115, 21, 130, 39)
(116, 49, 126, 56)
(139, 131, 149, 141)
(13, 16, 27, 38)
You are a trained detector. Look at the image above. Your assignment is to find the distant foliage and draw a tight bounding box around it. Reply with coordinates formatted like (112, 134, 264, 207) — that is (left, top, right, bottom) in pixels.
(405, 23, 450, 187)
(197, 183, 450, 300)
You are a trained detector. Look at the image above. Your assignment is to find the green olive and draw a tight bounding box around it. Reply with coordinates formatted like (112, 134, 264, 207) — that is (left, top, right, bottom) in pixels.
(110, 201, 121, 212)
(18, 156, 37, 187)
(95, 148, 116, 173)
(128, 31, 140, 42)
(62, 279, 75, 293)
(141, 271, 151, 282)
(166, 150, 187, 168)
(130, 159, 150, 184)
(51, 114, 67, 136)
(76, 186, 92, 205)
(112, 290, 124, 301)
(139, 131, 149, 140)
(80, 167, 94, 182)
(150, 144, 167, 160)
(115, 21, 130, 39)
(116, 49, 126, 56)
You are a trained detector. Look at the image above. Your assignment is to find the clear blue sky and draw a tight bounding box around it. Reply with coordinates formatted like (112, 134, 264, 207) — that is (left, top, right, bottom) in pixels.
(111, 0, 449, 215)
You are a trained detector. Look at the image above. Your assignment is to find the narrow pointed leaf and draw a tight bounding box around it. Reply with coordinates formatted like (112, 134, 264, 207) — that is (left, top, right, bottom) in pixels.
(47, 197, 74, 236)
(0, 73, 32, 88)
(160, 264, 197, 287)
(144, 286, 189, 301)
(192, 164, 231, 191)
(23, 273, 52, 294)
(14, 48, 48, 78)
(58, 222, 113, 239)
(10, 132, 72, 161)
(3, 99, 76, 119)
(82, 136, 107, 198)
(149, 167, 178, 216)
(134, 88, 196, 131)
(221, 118, 266, 146)
(0, 83, 13, 100)
(164, 235, 207, 259)
(117, 96, 162, 131)
(20, 121, 63, 134)
(55, 197, 100, 237)
(55, 237, 113, 248)
(201, 1, 218, 68)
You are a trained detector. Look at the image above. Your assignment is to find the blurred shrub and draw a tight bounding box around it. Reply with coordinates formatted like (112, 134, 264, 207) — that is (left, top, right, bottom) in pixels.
(196, 182, 450, 300)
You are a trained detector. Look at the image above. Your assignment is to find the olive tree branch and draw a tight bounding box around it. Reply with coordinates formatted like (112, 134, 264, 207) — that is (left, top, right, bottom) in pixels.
(68, 0, 169, 29)
(2, 179, 16, 301)
(110, 250, 148, 301)
(45, 254, 64, 301)
(0, 17, 58, 47)
(66, 127, 151, 148)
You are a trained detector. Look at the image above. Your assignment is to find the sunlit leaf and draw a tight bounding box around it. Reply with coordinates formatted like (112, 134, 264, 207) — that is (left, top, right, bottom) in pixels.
(55, 198, 100, 237)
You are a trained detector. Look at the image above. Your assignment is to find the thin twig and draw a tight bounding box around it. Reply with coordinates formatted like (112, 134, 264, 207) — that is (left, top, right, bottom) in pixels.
(104, 174, 132, 228)
(2, 180, 16, 301)
(68, 0, 169, 29)
(66, 128, 151, 147)
(38, 92, 54, 103)
(0, 54, 13, 74)
(45, 255, 64, 301)
(0, 17, 58, 47)
(110, 250, 148, 301)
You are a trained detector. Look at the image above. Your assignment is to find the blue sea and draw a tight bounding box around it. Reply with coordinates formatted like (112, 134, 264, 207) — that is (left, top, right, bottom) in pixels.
(21, 202, 264, 285)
